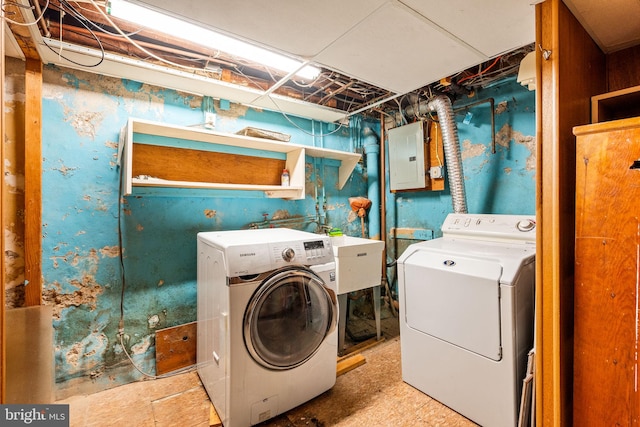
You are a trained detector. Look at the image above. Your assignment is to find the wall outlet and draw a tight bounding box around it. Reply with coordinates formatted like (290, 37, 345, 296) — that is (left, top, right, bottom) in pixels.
(204, 112, 216, 129)
(429, 166, 443, 179)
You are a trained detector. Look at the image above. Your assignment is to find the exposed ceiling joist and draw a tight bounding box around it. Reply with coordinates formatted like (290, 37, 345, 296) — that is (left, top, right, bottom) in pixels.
(14, 0, 640, 124)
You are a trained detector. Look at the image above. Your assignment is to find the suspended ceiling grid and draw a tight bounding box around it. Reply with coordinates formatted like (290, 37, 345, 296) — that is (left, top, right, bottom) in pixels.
(5, 1, 640, 122)
(132, 0, 535, 95)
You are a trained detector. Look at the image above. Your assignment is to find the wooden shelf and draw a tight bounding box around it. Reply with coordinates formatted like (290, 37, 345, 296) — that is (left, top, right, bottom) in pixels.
(118, 118, 361, 199)
(591, 85, 640, 123)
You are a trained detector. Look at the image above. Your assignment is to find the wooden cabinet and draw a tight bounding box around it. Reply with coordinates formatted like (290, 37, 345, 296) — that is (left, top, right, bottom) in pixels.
(118, 118, 361, 199)
(573, 117, 640, 426)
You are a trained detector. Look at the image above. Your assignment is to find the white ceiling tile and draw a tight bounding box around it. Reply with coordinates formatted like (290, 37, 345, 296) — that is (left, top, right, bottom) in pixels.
(128, 0, 535, 95)
(312, 2, 486, 94)
(132, 0, 388, 58)
(400, 0, 535, 57)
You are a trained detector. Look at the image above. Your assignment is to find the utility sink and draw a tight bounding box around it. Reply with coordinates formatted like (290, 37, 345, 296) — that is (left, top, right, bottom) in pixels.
(331, 235, 385, 354)
(330, 235, 384, 295)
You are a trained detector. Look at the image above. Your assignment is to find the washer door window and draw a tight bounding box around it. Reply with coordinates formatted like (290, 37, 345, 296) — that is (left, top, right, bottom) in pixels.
(244, 267, 336, 370)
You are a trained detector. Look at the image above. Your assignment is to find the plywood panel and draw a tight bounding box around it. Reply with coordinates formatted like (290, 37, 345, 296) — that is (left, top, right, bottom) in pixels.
(132, 144, 284, 186)
(155, 322, 197, 376)
(573, 118, 640, 425)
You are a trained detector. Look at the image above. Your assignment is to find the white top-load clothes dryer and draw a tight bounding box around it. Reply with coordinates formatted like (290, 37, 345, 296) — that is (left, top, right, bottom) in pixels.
(397, 213, 536, 427)
(197, 228, 337, 427)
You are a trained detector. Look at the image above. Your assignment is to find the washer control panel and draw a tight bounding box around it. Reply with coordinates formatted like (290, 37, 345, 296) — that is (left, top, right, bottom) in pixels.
(442, 213, 536, 244)
(281, 247, 296, 262)
(272, 237, 333, 265)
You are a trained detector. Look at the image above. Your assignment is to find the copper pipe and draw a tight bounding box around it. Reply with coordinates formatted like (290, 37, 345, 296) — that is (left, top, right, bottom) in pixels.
(33, 0, 51, 37)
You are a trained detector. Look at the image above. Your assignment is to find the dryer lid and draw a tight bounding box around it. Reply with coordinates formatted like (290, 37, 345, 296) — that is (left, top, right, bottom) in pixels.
(398, 237, 534, 286)
(402, 249, 503, 360)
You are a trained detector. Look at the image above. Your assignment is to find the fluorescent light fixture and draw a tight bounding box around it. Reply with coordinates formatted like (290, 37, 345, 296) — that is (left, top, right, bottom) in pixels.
(107, 0, 320, 80)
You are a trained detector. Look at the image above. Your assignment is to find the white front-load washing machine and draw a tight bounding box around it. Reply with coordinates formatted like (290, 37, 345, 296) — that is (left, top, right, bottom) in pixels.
(397, 213, 536, 427)
(197, 228, 337, 427)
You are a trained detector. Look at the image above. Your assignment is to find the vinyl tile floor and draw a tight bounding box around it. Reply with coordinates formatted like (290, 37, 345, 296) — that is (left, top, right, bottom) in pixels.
(57, 313, 478, 427)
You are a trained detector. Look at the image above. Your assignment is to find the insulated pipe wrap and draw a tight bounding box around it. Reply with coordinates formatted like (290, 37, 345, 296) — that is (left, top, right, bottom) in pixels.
(427, 96, 468, 214)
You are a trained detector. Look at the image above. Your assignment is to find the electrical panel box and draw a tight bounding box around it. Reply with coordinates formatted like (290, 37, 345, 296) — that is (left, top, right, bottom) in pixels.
(388, 121, 426, 191)
(388, 121, 444, 192)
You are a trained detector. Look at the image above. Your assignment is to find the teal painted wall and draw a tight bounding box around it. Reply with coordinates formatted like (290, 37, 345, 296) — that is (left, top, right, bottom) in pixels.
(39, 64, 534, 398)
(385, 78, 536, 284)
(41, 65, 370, 398)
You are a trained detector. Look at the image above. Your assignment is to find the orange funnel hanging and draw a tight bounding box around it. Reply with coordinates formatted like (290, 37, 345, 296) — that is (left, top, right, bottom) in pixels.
(349, 197, 372, 237)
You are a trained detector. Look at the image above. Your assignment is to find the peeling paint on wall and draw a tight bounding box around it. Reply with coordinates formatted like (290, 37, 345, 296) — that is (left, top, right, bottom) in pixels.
(271, 209, 291, 220)
(4, 57, 26, 309)
(130, 335, 153, 355)
(36, 62, 366, 400)
(495, 123, 536, 171)
(4, 160, 25, 193)
(148, 314, 160, 329)
(66, 111, 104, 140)
(43, 277, 104, 320)
(4, 228, 25, 308)
(99, 246, 121, 258)
(461, 139, 487, 160)
(390, 77, 536, 253)
(60, 330, 108, 374)
(215, 99, 249, 119)
(52, 160, 78, 176)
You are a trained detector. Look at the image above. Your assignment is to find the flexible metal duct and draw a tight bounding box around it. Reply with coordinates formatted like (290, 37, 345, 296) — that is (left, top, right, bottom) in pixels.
(430, 96, 467, 213)
(405, 95, 468, 214)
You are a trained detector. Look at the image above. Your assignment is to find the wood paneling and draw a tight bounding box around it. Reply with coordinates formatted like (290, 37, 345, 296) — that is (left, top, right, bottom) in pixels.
(24, 58, 43, 306)
(573, 117, 640, 425)
(536, 0, 607, 425)
(607, 45, 640, 92)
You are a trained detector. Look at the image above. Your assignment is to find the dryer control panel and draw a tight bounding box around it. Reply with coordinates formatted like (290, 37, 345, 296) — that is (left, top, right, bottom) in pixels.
(442, 213, 536, 244)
